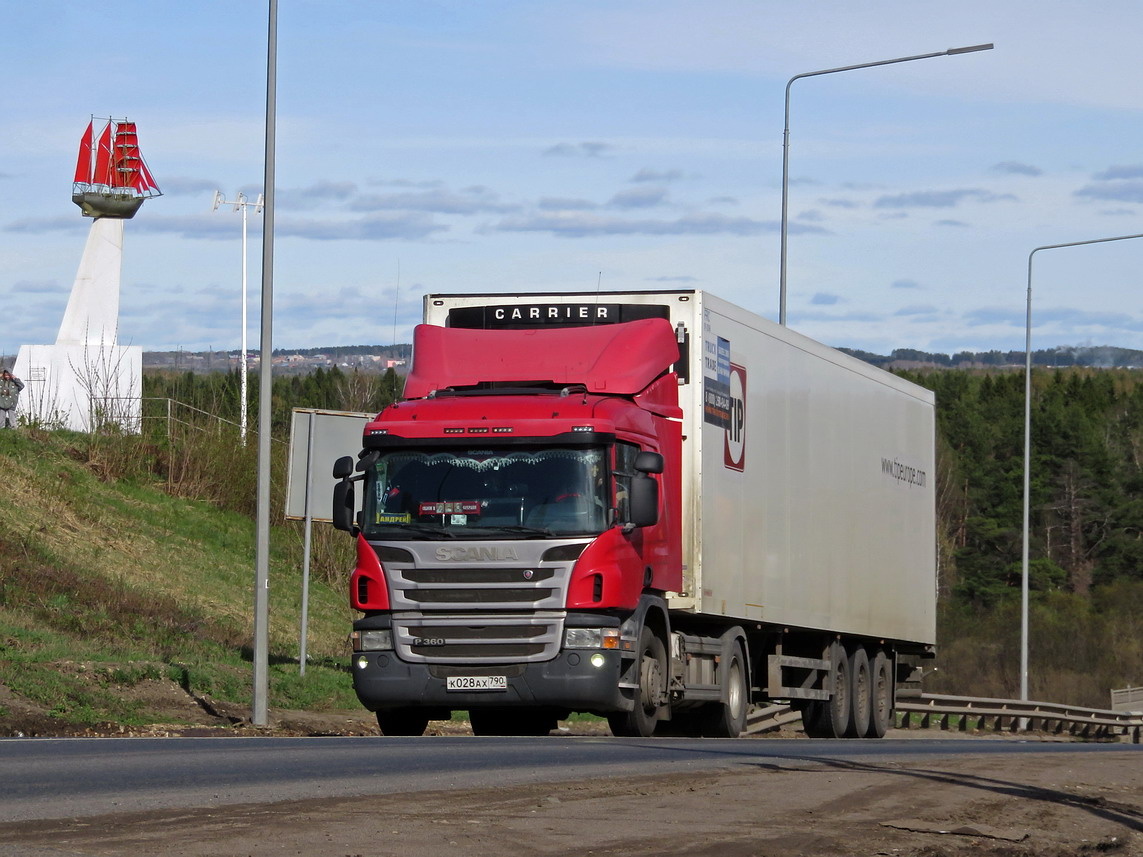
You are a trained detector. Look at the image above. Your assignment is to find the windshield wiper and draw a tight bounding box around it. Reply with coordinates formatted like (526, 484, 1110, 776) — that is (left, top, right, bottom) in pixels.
(472, 524, 564, 538)
(369, 522, 459, 539)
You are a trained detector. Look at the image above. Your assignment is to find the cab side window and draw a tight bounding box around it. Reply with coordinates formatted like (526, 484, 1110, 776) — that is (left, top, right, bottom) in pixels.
(613, 442, 640, 524)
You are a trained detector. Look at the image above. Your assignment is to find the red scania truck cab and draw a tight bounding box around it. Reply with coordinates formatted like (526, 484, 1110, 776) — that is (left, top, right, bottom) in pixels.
(337, 317, 686, 737)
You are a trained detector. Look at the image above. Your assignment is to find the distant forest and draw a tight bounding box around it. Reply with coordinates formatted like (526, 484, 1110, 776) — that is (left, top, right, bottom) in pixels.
(137, 342, 1143, 372)
(897, 368, 1143, 604)
(842, 344, 1143, 369)
(899, 367, 1143, 703)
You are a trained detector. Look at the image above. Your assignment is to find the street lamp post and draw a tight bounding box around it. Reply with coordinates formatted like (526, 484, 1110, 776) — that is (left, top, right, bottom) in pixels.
(1021, 232, 1143, 703)
(779, 43, 993, 326)
(251, 0, 278, 728)
(213, 190, 265, 444)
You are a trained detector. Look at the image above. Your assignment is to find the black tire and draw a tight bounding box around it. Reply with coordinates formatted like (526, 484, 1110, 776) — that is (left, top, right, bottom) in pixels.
(867, 649, 893, 738)
(800, 699, 831, 738)
(375, 708, 430, 736)
(608, 626, 668, 737)
(802, 642, 851, 738)
(849, 646, 872, 739)
(469, 708, 557, 736)
(700, 641, 748, 738)
(654, 710, 705, 737)
(826, 643, 852, 738)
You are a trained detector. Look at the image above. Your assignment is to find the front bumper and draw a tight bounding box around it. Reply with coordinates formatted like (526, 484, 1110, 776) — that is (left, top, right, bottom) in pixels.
(351, 647, 629, 713)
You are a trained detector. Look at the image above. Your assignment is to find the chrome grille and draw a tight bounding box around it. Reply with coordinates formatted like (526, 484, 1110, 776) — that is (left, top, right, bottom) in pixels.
(383, 541, 574, 613)
(405, 587, 557, 605)
(374, 539, 582, 664)
(403, 568, 556, 584)
(392, 612, 565, 663)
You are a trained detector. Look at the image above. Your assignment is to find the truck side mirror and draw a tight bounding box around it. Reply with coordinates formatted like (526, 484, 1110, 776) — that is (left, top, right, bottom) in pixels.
(332, 456, 358, 533)
(332, 479, 357, 533)
(333, 455, 354, 479)
(634, 451, 664, 474)
(628, 473, 659, 528)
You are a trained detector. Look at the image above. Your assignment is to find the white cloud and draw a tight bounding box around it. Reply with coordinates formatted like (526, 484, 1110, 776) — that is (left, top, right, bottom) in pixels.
(608, 186, 669, 209)
(491, 211, 789, 238)
(543, 142, 616, 158)
(630, 168, 686, 183)
(874, 189, 1017, 209)
(992, 161, 1042, 177)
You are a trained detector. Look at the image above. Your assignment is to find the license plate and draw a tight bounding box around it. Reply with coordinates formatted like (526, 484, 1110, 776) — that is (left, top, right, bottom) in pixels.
(446, 675, 508, 692)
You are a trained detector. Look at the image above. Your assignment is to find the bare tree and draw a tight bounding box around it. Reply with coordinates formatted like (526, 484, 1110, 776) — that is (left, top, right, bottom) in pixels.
(69, 334, 141, 433)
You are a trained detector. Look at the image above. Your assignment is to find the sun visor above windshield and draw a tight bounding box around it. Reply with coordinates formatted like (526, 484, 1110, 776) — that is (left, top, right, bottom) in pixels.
(403, 318, 680, 399)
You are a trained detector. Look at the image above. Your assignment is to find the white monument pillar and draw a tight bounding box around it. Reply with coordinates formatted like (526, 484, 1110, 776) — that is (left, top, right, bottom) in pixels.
(14, 219, 142, 432)
(13, 117, 156, 433)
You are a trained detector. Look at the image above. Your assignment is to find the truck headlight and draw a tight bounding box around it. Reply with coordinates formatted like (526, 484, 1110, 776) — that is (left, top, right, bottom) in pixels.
(564, 628, 620, 649)
(352, 629, 393, 651)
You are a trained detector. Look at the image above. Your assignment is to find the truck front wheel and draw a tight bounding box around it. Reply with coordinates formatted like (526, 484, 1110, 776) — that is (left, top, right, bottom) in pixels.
(376, 708, 430, 736)
(469, 708, 558, 736)
(608, 626, 667, 737)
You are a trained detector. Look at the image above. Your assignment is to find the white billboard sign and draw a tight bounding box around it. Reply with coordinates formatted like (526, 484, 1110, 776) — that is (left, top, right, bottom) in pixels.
(285, 408, 372, 522)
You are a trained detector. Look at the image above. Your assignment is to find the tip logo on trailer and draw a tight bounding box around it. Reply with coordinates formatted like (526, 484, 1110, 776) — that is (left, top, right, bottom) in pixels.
(703, 330, 746, 472)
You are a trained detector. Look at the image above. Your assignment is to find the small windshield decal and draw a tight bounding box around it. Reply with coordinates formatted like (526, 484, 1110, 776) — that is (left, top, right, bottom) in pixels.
(419, 500, 482, 516)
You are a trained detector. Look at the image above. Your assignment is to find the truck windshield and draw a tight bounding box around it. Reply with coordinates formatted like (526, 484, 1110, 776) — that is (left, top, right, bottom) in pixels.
(361, 446, 609, 539)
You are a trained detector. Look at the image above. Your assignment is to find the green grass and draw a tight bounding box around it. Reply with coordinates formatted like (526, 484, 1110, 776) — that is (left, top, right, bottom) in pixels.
(0, 428, 360, 730)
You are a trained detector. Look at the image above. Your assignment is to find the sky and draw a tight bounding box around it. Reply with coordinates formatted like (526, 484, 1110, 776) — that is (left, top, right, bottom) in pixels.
(3, 1, 1143, 357)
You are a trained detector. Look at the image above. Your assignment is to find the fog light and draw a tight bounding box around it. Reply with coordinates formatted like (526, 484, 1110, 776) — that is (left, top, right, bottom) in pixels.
(589, 653, 606, 668)
(355, 655, 369, 670)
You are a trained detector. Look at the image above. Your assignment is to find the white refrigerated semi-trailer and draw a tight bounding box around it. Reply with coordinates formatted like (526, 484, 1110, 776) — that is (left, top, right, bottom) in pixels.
(423, 289, 937, 649)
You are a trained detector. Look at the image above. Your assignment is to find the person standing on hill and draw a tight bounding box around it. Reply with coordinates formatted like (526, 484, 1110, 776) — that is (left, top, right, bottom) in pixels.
(0, 369, 24, 428)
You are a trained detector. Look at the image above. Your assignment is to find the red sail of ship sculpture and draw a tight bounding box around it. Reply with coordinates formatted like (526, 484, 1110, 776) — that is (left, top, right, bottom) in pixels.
(72, 118, 161, 219)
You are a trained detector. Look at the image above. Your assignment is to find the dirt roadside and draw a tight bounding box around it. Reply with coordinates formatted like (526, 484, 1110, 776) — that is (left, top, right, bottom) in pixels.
(1, 744, 1141, 857)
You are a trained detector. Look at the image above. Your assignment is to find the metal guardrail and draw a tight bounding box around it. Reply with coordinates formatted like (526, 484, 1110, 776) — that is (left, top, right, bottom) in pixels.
(1111, 685, 1143, 713)
(744, 693, 1143, 742)
(896, 692, 1143, 742)
(745, 703, 804, 734)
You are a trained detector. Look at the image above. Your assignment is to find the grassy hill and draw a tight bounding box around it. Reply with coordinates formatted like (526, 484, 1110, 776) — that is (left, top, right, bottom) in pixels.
(0, 427, 370, 736)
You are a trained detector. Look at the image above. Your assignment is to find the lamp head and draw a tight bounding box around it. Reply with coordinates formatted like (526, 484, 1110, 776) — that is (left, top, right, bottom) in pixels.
(947, 43, 994, 55)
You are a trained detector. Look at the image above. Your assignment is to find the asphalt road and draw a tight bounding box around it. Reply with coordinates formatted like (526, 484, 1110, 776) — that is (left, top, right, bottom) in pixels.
(3, 734, 1139, 824)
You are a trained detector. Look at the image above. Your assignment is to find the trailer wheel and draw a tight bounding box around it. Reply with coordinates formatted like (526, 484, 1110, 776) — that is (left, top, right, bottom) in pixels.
(827, 643, 853, 738)
(801, 642, 850, 738)
(700, 641, 748, 738)
(375, 708, 430, 736)
(849, 646, 872, 738)
(800, 700, 828, 737)
(608, 626, 667, 737)
(867, 650, 893, 738)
